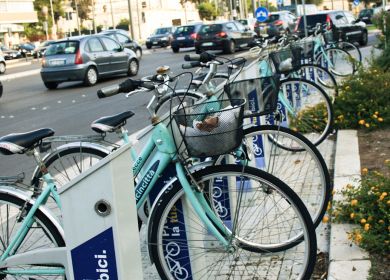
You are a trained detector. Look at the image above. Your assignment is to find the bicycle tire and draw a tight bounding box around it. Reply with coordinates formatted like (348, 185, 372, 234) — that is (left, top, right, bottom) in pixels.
(225, 125, 332, 229)
(0, 192, 65, 279)
(295, 63, 339, 101)
(154, 90, 203, 117)
(148, 164, 317, 280)
(315, 47, 355, 77)
(32, 146, 108, 189)
(337, 41, 362, 65)
(277, 78, 334, 146)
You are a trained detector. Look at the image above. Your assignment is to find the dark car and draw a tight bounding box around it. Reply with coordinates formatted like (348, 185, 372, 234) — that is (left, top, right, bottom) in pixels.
(254, 11, 297, 38)
(194, 21, 256, 54)
(145, 27, 175, 49)
(358, 8, 374, 24)
(0, 46, 22, 60)
(0, 55, 6, 74)
(100, 29, 142, 59)
(171, 23, 203, 53)
(40, 35, 139, 89)
(295, 10, 368, 46)
(13, 43, 35, 57)
(33, 40, 56, 58)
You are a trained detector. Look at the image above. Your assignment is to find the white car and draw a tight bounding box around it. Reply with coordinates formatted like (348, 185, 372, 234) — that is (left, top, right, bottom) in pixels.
(0, 55, 6, 74)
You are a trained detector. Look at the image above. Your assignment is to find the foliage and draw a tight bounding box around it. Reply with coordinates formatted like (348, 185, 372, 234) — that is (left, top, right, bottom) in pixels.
(116, 18, 130, 31)
(297, 0, 324, 6)
(333, 65, 390, 130)
(198, 2, 218, 20)
(333, 163, 390, 255)
(372, 11, 390, 50)
(288, 103, 329, 133)
(23, 0, 64, 41)
(73, 0, 93, 21)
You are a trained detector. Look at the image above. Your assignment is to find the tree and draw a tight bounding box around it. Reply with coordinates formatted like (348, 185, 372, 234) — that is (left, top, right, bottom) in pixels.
(198, 1, 218, 20)
(72, 0, 93, 21)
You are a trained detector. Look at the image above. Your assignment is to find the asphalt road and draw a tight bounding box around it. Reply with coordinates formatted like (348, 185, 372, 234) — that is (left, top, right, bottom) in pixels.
(0, 46, 253, 178)
(0, 31, 380, 178)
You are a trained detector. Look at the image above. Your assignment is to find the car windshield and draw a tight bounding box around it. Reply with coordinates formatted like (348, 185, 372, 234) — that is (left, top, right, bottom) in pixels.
(154, 28, 171, 35)
(359, 9, 373, 17)
(45, 41, 79, 56)
(199, 24, 222, 34)
(264, 14, 281, 23)
(174, 25, 196, 34)
(237, 19, 248, 25)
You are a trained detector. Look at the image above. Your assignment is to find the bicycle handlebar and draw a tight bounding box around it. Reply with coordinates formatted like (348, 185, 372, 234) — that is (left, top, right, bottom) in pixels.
(182, 61, 202, 69)
(97, 79, 155, 98)
(184, 52, 216, 63)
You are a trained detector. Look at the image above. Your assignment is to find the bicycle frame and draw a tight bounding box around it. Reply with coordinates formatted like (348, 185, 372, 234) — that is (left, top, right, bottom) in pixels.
(0, 172, 65, 276)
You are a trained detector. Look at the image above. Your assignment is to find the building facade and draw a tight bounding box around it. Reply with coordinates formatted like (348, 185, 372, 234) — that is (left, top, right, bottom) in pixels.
(0, 0, 38, 46)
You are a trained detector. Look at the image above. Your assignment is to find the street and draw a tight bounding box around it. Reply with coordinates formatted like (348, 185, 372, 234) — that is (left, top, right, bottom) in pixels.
(0, 46, 254, 177)
(0, 31, 379, 178)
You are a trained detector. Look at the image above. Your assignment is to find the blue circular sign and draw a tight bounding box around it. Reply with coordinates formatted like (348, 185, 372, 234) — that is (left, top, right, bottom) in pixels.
(255, 7, 269, 22)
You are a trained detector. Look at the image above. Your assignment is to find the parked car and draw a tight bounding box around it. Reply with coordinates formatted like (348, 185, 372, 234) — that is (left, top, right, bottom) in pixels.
(0, 80, 2, 98)
(194, 21, 256, 54)
(171, 23, 203, 53)
(33, 40, 56, 58)
(0, 46, 22, 60)
(294, 10, 368, 46)
(40, 35, 139, 89)
(13, 43, 35, 57)
(145, 27, 175, 49)
(254, 11, 298, 38)
(237, 18, 257, 31)
(0, 55, 6, 74)
(99, 29, 142, 59)
(358, 8, 374, 24)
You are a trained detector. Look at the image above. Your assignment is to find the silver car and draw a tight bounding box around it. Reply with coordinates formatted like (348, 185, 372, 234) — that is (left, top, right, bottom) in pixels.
(40, 35, 139, 89)
(0, 55, 6, 74)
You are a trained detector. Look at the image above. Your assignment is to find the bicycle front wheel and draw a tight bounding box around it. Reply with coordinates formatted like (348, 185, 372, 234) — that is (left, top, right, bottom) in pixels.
(337, 41, 362, 66)
(148, 165, 317, 280)
(315, 47, 355, 77)
(278, 78, 334, 146)
(0, 192, 65, 279)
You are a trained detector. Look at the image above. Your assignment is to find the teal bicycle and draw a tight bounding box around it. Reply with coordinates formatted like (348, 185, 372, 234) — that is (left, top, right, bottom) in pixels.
(0, 77, 317, 279)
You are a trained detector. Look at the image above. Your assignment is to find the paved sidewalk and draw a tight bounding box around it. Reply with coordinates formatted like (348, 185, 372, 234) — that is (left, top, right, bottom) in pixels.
(328, 130, 371, 280)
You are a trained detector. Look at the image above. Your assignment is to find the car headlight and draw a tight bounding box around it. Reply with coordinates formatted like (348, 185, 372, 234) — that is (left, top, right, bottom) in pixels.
(161, 36, 168, 41)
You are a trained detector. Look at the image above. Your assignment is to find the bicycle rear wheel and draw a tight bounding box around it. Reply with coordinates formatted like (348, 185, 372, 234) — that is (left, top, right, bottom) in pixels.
(337, 41, 362, 66)
(315, 47, 355, 77)
(148, 165, 317, 280)
(216, 125, 331, 229)
(0, 192, 65, 279)
(277, 78, 334, 146)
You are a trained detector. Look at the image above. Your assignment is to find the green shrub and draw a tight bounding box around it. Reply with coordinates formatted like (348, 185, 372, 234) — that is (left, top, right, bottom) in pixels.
(333, 162, 390, 255)
(334, 66, 390, 130)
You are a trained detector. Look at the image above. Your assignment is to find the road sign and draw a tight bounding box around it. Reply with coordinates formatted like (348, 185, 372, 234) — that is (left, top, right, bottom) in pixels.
(255, 7, 269, 22)
(353, 0, 360, 6)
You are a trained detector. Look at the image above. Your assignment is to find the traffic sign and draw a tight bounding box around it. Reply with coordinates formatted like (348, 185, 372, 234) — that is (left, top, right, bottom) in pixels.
(255, 7, 269, 22)
(353, 0, 359, 6)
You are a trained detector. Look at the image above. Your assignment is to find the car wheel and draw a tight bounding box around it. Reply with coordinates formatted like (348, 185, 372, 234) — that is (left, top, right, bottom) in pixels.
(127, 58, 139, 76)
(0, 62, 6, 74)
(0, 81, 3, 98)
(44, 82, 59, 90)
(195, 48, 202, 54)
(84, 67, 98, 86)
(225, 40, 235, 54)
(146, 44, 152, 49)
(360, 31, 368, 46)
(135, 48, 142, 59)
(172, 47, 180, 53)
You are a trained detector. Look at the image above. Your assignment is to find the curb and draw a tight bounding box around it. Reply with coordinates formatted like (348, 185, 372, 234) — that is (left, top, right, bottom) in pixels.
(328, 130, 371, 280)
(7, 61, 32, 69)
(0, 69, 41, 82)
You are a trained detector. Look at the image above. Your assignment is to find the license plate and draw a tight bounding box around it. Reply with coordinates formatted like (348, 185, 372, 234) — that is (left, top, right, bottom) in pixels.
(49, 59, 65, 66)
(202, 42, 213, 46)
(177, 36, 185, 40)
(153, 41, 158, 45)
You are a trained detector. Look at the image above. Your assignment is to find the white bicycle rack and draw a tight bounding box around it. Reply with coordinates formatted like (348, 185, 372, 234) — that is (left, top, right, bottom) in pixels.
(59, 143, 143, 279)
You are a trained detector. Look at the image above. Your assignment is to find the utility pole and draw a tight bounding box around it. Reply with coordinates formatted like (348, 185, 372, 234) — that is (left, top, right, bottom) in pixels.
(252, 0, 256, 16)
(127, 0, 135, 39)
(302, 0, 308, 37)
(49, 0, 57, 39)
(109, 0, 115, 28)
(74, 0, 81, 35)
(92, 0, 97, 34)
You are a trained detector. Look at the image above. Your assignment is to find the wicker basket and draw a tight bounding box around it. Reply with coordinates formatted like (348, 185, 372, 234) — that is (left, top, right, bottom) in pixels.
(173, 99, 245, 157)
(224, 77, 279, 117)
(269, 47, 302, 74)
